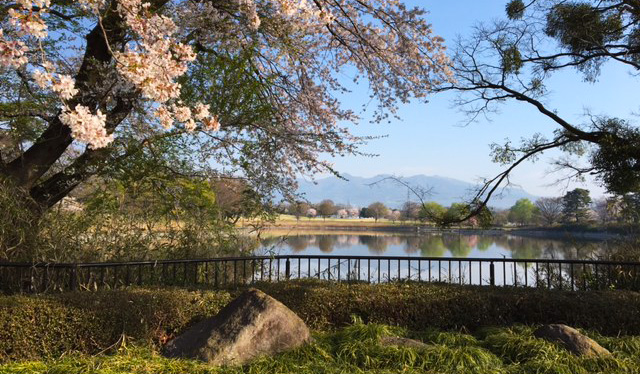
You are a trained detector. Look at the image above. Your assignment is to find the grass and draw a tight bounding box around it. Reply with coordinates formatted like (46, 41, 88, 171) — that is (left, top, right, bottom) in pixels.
(4, 280, 640, 362)
(238, 214, 421, 229)
(3, 321, 640, 374)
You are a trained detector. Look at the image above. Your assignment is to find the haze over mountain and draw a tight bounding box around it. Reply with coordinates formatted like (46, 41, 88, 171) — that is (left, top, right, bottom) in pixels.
(297, 174, 538, 209)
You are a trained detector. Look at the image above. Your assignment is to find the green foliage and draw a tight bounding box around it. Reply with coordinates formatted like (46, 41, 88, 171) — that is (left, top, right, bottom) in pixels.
(446, 203, 470, 222)
(0, 178, 41, 260)
(502, 45, 523, 75)
(562, 188, 592, 223)
(419, 201, 447, 222)
(3, 323, 640, 374)
(3, 282, 640, 362)
(414, 329, 480, 347)
(590, 118, 640, 195)
(0, 133, 265, 262)
(619, 193, 640, 224)
(508, 198, 537, 226)
(546, 3, 623, 53)
(506, 0, 525, 20)
(483, 325, 640, 374)
(0, 288, 233, 362)
(366, 202, 389, 222)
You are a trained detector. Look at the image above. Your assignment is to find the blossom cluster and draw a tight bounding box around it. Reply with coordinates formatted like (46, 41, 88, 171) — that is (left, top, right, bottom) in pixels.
(33, 62, 78, 100)
(60, 105, 113, 149)
(0, 30, 28, 68)
(114, 0, 219, 134)
(0, 0, 453, 168)
(0, 0, 228, 149)
(8, 0, 49, 39)
(1, 0, 108, 147)
(0, 0, 354, 150)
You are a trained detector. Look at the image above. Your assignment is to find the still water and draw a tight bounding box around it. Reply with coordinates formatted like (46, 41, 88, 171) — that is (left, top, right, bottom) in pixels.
(256, 230, 607, 260)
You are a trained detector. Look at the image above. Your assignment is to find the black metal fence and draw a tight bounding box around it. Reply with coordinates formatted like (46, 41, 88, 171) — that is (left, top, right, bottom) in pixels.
(1, 255, 639, 294)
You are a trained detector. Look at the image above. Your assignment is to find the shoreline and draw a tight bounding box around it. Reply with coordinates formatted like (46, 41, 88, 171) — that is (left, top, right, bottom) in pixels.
(256, 223, 627, 241)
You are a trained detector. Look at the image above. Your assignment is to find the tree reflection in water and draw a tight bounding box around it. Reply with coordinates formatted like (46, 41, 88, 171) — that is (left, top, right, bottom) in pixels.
(258, 232, 606, 260)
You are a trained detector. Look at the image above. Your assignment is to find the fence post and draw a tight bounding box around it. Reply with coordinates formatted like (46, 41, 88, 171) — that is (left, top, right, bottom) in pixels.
(489, 262, 495, 286)
(285, 259, 291, 279)
(69, 264, 78, 291)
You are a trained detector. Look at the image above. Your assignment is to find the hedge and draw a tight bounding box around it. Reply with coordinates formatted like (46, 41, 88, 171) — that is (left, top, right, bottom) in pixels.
(1, 281, 640, 361)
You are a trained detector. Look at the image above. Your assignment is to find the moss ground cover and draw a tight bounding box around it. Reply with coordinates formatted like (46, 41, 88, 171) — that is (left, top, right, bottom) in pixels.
(2, 321, 640, 374)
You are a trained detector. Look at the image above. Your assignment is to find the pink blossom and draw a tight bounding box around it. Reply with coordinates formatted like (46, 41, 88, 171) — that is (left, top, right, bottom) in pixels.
(0, 30, 28, 68)
(171, 104, 191, 122)
(193, 103, 210, 121)
(154, 105, 173, 129)
(51, 75, 78, 100)
(60, 105, 113, 149)
(9, 9, 48, 39)
(32, 69, 51, 88)
(203, 116, 220, 131)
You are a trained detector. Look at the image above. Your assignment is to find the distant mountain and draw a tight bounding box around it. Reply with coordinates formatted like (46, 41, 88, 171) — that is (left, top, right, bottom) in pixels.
(296, 174, 538, 209)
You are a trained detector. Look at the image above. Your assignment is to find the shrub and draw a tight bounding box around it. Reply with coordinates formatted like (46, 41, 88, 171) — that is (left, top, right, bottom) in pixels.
(257, 281, 640, 334)
(0, 288, 232, 361)
(1, 281, 640, 361)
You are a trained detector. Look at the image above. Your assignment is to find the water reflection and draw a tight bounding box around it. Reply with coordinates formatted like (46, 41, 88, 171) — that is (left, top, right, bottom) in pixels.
(258, 232, 605, 260)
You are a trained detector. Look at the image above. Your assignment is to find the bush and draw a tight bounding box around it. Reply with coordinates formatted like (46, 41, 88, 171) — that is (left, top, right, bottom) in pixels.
(258, 281, 640, 334)
(0, 288, 232, 361)
(1, 281, 640, 361)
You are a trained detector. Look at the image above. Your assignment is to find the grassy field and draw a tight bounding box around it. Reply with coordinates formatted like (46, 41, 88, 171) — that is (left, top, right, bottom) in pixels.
(3, 321, 640, 374)
(238, 214, 422, 229)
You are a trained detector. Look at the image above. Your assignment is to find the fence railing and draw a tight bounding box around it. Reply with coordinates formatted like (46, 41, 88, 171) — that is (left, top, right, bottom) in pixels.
(1, 255, 639, 293)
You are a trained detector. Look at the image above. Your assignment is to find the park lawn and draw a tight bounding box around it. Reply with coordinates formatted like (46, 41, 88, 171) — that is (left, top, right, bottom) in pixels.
(2, 322, 640, 374)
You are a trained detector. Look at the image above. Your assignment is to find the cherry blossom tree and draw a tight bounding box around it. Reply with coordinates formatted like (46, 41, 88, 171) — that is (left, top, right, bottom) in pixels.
(347, 207, 360, 218)
(0, 0, 451, 211)
(306, 207, 317, 219)
(387, 209, 401, 222)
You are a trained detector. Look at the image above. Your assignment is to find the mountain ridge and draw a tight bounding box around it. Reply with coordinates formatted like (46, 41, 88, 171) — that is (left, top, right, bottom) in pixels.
(296, 174, 538, 209)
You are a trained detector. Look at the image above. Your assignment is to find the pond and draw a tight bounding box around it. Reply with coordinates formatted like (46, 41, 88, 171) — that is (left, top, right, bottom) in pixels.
(256, 230, 608, 260)
(249, 230, 623, 287)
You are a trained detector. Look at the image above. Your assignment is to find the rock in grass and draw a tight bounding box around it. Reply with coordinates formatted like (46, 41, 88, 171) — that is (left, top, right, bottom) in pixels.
(379, 336, 427, 348)
(163, 288, 311, 365)
(533, 324, 610, 357)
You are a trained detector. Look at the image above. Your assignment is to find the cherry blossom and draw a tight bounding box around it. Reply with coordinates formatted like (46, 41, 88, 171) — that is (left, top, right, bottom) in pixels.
(31, 69, 50, 88)
(60, 105, 113, 149)
(51, 75, 78, 100)
(203, 116, 221, 132)
(193, 103, 210, 121)
(154, 106, 173, 130)
(0, 30, 28, 68)
(1, 0, 453, 209)
(8, 7, 48, 39)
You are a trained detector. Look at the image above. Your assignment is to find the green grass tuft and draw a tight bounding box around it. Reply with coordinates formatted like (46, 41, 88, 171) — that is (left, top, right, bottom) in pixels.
(413, 328, 480, 347)
(3, 322, 640, 374)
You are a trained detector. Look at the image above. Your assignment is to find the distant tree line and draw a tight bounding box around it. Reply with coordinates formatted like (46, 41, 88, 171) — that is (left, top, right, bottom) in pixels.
(279, 187, 640, 228)
(279, 200, 402, 223)
(494, 188, 640, 227)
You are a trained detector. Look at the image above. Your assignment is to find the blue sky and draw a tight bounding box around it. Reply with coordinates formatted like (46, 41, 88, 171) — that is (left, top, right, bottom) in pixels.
(321, 0, 638, 199)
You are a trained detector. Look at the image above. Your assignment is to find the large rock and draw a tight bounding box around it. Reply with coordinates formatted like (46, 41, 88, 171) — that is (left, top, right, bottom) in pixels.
(163, 288, 311, 365)
(533, 324, 610, 357)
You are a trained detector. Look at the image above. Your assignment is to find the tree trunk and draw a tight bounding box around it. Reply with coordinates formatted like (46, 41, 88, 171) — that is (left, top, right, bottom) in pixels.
(1, 0, 130, 209)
